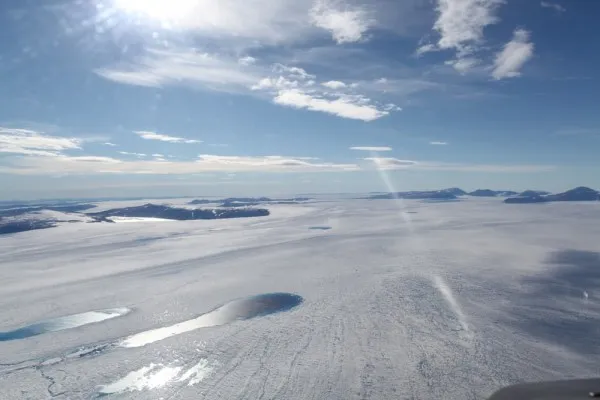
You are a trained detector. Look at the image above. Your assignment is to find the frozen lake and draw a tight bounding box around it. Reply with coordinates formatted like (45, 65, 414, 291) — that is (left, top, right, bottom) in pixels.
(1, 198, 599, 399)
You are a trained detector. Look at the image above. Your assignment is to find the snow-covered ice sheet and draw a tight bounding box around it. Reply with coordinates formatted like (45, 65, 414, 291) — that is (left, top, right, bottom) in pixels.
(1, 198, 599, 399)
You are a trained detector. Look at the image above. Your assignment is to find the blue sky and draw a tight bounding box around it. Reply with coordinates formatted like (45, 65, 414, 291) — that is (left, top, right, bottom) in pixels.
(0, 0, 598, 199)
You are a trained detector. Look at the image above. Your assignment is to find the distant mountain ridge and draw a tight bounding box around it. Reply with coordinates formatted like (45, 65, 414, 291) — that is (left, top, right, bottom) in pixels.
(468, 189, 519, 197)
(505, 187, 599, 204)
(366, 186, 599, 202)
(189, 197, 311, 207)
(0, 203, 272, 236)
(88, 204, 270, 220)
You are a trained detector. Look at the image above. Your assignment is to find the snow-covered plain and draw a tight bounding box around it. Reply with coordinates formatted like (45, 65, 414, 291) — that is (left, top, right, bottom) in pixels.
(1, 197, 600, 399)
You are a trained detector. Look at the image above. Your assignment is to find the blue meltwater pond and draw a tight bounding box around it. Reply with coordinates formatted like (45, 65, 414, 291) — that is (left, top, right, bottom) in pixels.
(0, 308, 132, 341)
(120, 292, 304, 348)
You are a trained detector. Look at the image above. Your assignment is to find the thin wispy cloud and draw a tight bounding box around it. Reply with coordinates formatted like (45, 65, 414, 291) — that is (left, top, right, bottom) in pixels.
(429, 141, 448, 145)
(118, 151, 147, 157)
(350, 146, 392, 151)
(540, 1, 565, 12)
(364, 157, 416, 169)
(104, 142, 117, 147)
(135, 131, 202, 144)
(0, 127, 81, 157)
(98, 49, 398, 122)
(96, 48, 261, 92)
(238, 56, 257, 66)
(1, 154, 359, 175)
(492, 29, 534, 79)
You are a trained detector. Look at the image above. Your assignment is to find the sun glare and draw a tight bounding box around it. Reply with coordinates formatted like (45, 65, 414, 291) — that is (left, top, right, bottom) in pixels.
(114, 0, 197, 22)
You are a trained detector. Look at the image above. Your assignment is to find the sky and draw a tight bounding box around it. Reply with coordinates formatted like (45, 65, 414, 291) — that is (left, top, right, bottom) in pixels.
(0, 0, 599, 200)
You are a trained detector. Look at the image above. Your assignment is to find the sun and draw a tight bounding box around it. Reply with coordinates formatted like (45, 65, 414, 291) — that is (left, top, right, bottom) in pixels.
(113, 0, 197, 23)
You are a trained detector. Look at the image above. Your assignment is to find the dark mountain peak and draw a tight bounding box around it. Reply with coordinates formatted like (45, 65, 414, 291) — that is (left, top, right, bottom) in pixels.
(506, 186, 599, 204)
(548, 187, 599, 201)
(567, 186, 597, 194)
(518, 190, 550, 197)
(440, 188, 467, 196)
(88, 203, 270, 220)
(468, 189, 498, 197)
(469, 189, 518, 197)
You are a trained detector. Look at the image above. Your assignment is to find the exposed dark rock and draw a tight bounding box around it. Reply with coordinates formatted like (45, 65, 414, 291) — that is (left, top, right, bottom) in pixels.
(88, 203, 270, 220)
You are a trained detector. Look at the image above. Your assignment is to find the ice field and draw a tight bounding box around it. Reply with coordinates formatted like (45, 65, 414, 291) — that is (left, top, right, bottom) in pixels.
(1, 197, 599, 399)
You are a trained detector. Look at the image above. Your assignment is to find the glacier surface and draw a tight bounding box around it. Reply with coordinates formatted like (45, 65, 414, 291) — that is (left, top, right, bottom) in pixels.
(1, 197, 599, 399)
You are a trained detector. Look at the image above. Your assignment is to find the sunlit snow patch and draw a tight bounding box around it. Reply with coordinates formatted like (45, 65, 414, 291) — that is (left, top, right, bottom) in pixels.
(98, 359, 212, 395)
(0, 308, 131, 341)
(121, 293, 303, 348)
(107, 217, 174, 223)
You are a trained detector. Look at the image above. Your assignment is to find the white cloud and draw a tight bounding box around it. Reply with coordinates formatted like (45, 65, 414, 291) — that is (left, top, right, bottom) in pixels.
(98, 47, 401, 122)
(350, 146, 392, 151)
(250, 63, 397, 121)
(445, 57, 480, 73)
(1, 154, 359, 175)
(310, 0, 373, 43)
(364, 157, 417, 169)
(135, 131, 202, 144)
(430, 141, 448, 145)
(321, 80, 347, 89)
(251, 76, 301, 90)
(421, 0, 504, 73)
(104, 142, 117, 146)
(0, 127, 81, 157)
(540, 1, 565, 12)
(272, 64, 315, 80)
(238, 56, 257, 66)
(152, 153, 164, 157)
(415, 43, 437, 56)
(119, 151, 147, 157)
(492, 29, 534, 80)
(96, 48, 260, 91)
(433, 0, 503, 53)
(274, 89, 388, 121)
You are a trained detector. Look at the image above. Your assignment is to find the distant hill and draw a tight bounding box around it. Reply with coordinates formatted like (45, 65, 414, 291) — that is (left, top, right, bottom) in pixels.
(469, 189, 518, 197)
(188, 197, 311, 207)
(1, 202, 272, 235)
(0, 219, 57, 235)
(505, 187, 599, 204)
(504, 195, 549, 204)
(518, 190, 551, 197)
(440, 188, 467, 196)
(547, 186, 599, 201)
(0, 204, 96, 218)
(88, 203, 270, 220)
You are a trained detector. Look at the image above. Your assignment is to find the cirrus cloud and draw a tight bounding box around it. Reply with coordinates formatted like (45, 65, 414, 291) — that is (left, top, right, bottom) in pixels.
(350, 146, 392, 151)
(0, 153, 359, 175)
(0, 127, 81, 157)
(135, 131, 202, 144)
